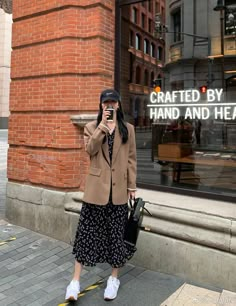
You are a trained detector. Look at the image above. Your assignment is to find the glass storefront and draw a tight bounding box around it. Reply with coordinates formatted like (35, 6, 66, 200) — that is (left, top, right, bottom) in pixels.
(119, 0, 236, 200)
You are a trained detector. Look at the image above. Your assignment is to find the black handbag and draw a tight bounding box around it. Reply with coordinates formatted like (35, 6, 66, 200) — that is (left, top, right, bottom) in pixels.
(124, 197, 151, 247)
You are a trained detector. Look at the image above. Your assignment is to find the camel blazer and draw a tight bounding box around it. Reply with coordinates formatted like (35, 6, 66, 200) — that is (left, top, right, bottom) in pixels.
(83, 120, 137, 205)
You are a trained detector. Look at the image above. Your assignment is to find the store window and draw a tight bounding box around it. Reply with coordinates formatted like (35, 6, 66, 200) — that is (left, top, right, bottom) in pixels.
(129, 30, 134, 47)
(147, 0, 151, 12)
(119, 0, 236, 201)
(225, 0, 236, 35)
(135, 66, 141, 84)
(150, 71, 155, 87)
(157, 46, 163, 60)
(155, 2, 160, 14)
(135, 33, 141, 50)
(148, 18, 152, 32)
(172, 9, 181, 42)
(141, 13, 146, 29)
(150, 43, 155, 57)
(132, 7, 138, 24)
(144, 69, 149, 86)
(144, 38, 149, 54)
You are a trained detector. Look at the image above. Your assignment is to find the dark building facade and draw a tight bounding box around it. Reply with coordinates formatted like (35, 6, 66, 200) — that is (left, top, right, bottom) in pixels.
(120, 0, 165, 127)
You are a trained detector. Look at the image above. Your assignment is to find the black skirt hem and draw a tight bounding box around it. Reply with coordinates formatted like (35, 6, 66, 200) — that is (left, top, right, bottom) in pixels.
(73, 248, 137, 268)
(72, 243, 137, 269)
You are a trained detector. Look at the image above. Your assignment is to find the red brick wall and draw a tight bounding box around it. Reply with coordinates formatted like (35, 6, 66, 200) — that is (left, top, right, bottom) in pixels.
(9, 0, 115, 190)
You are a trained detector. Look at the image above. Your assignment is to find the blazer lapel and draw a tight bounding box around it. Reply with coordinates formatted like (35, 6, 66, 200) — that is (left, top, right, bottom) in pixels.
(112, 128, 122, 165)
(102, 137, 110, 165)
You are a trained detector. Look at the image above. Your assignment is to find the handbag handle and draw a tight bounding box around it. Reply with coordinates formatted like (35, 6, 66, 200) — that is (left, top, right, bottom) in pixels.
(129, 198, 152, 218)
(128, 198, 134, 209)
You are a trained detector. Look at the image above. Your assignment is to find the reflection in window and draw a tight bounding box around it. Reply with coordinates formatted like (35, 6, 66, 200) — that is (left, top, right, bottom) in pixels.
(144, 69, 149, 86)
(142, 13, 145, 29)
(129, 30, 134, 47)
(172, 9, 181, 42)
(132, 7, 138, 24)
(158, 46, 163, 60)
(157, 74, 162, 88)
(144, 39, 149, 54)
(151, 43, 155, 57)
(120, 1, 236, 201)
(135, 34, 141, 50)
(148, 18, 152, 32)
(148, 0, 152, 12)
(171, 81, 184, 91)
(135, 66, 141, 84)
(155, 2, 160, 14)
(225, 0, 236, 35)
(151, 71, 155, 86)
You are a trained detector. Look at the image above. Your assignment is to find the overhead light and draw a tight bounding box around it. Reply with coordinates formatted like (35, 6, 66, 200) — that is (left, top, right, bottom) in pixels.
(225, 70, 236, 73)
(207, 55, 224, 58)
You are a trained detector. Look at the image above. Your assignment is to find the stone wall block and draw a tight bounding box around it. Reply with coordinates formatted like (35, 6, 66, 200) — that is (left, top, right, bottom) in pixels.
(7, 182, 42, 205)
(230, 221, 236, 253)
(41, 189, 66, 209)
(35, 205, 71, 242)
(6, 198, 37, 230)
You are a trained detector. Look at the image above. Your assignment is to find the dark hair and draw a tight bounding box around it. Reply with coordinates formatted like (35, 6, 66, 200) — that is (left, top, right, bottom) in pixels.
(96, 99, 128, 144)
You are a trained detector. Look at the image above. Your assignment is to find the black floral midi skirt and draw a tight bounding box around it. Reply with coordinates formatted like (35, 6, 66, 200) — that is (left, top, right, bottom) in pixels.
(72, 201, 136, 268)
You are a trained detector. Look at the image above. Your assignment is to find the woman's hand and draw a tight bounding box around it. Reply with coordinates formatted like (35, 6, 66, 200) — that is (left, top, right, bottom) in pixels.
(128, 190, 136, 200)
(102, 108, 110, 124)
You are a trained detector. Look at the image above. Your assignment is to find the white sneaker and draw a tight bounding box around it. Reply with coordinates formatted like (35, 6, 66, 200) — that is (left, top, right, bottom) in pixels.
(104, 276, 120, 301)
(65, 280, 80, 301)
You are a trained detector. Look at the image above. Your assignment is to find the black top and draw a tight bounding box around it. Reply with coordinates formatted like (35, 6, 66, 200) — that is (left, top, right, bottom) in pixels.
(107, 129, 115, 164)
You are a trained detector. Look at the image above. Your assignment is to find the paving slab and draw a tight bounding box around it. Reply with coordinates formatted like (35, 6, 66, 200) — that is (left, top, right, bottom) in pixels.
(218, 290, 236, 305)
(160, 283, 221, 306)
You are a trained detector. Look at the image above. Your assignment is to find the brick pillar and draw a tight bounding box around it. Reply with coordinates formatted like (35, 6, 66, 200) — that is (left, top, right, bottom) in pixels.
(6, 0, 115, 241)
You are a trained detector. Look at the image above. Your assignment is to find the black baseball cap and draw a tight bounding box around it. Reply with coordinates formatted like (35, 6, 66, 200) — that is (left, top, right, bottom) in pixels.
(100, 89, 121, 103)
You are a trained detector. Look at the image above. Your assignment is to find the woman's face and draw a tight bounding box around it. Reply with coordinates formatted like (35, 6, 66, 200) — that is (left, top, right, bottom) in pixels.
(102, 100, 119, 110)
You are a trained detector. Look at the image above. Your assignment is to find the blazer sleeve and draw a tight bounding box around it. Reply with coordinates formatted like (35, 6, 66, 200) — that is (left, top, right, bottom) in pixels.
(127, 125, 137, 191)
(84, 122, 109, 156)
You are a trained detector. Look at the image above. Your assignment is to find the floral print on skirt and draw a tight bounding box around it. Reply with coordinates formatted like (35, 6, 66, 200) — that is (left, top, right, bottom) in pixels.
(72, 201, 136, 268)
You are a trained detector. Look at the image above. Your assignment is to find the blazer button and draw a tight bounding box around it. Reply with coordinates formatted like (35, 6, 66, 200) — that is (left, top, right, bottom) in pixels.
(112, 169, 115, 172)
(113, 183, 116, 186)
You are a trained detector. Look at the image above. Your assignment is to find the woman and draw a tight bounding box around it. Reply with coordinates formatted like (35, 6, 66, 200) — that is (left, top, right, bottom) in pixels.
(65, 89, 137, 302)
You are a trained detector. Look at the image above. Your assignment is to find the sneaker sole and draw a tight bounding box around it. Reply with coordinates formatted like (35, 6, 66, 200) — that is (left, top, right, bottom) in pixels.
(66, 296, 77, 301)
(104, 297, 116, 301)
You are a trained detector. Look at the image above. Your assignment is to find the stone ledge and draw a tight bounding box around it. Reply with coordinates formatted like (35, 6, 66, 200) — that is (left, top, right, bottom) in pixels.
(64, 202, 82, 214)
(7, 182, 235, 254)
(70, 114, 97, 128)
(131, 231, 236, 292)
(138, 188, 236, 220)
(64, 192, 236, 254)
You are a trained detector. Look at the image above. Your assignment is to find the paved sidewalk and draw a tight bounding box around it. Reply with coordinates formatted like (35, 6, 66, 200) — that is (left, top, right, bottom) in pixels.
(1, 219, 231, 306)
(0, 220, 184, 306)
(1, 220, 236, 306)
(0, 129, 8, 219)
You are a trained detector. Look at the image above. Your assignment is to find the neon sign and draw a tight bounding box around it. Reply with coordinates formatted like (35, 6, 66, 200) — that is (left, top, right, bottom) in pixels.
(148, 89, 236, 120)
